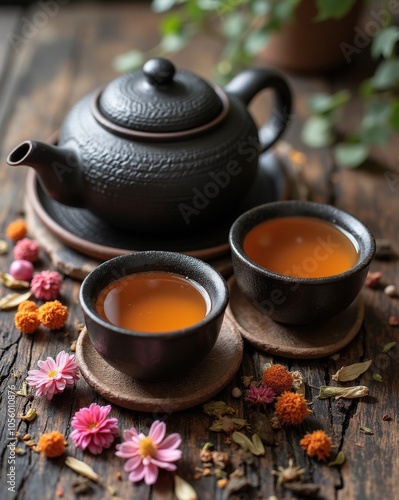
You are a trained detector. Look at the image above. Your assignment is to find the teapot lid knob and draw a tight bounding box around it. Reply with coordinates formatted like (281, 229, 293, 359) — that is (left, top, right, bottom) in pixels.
(143, 58, 176, 86)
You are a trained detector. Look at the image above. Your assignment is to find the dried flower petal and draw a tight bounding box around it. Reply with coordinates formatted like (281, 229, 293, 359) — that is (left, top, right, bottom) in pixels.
(174, 475, 198, 500)
(0, 272, 29, 289)
(318, 385, 369, 399)
(291, 370, 305, 395)
(359, 425, 373, 435)
(365, 271, 381, 288)
(0, 291, 32, 310)
(65, 456, 99, 482)
(382, 341, 397, 353)
(328, 451, 346, 467)
(332, 360, 372, 382)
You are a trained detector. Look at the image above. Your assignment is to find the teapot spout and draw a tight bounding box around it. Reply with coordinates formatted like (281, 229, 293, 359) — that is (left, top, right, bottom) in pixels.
(7, 140, 85, 208)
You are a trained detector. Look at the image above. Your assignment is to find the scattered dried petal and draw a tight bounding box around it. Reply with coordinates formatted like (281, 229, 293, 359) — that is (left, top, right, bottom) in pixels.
(328, 451, 346, 467)
(388, 315, 399, 326)
(65, 456, 99, 482)
(332, 360, 372, 382)
(365, 271, 382, 288)
(19, 408, 37, 422)
(0, 291, 32, 310)
(174, 475, 198, 500)
(318, 385, 369, 399)
(373, 374, 383, 382)
(359, 425, 373, 435)
(291, 370, 305, 395)
(382, 341, 397, 353)
(0, 272, 29, 289)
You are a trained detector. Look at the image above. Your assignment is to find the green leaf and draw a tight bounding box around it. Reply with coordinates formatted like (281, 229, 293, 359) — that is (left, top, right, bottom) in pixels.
(152, 0, 177, 13)
(359, 79, 374, 99)
(301, 116, 334, 148)
(113, 50, 144, 73)
(244, 30, 270, 55)
(251, 0, 272, 16)
(360, 124, 390, 145)
(328, 451, 346, 467)
(371, 26, 399, 60)
(198, 0, 220, 11)
(363, 101, 392, 125)
(161, 33, 187, 52)
(334, 143, 368, 168)
(273, 0, 300, 23)
(308, 90, 350, 115)
(161, 13, 183, 36)
(382, 341, 397, 353)
(222, 12, 246, 37)
(389, 101, 399, 131)
(371, 59, 399, 90)
(315, 0, 356, 20)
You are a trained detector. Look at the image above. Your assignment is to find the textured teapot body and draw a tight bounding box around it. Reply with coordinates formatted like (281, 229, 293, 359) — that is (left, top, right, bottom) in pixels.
(58, 91, 260, 233)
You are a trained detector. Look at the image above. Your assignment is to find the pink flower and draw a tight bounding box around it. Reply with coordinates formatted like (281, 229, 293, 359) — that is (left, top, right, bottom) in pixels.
(70, 403, 119, 454)
(115, 421, 182, 485)
(26, 350, 79, 400)
(245, 385, 276, 405)
(30, 270, 63, 300)
(13, 238, 40, 262)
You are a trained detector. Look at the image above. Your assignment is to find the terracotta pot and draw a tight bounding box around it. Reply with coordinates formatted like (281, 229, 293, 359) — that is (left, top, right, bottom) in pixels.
(260, 0, 363, 72)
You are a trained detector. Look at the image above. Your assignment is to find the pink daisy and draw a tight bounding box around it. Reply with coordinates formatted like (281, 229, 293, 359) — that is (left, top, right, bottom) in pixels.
(70, 403, 119, 454)
(115, 420, 182, 485)
(26, 350, 79, 400)
(245, 385, 276, 405)
(30, 270, 63, 300)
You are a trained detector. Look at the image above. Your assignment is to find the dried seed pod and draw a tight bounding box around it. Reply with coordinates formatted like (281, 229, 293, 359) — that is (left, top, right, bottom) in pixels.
(332, 360, 372, 382)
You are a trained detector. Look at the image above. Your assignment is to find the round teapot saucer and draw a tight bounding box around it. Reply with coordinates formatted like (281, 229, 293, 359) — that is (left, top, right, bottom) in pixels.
(26, 150, 290, 261)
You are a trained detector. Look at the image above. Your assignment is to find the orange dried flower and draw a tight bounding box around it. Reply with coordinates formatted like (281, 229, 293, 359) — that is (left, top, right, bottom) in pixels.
(262, 364, 293, 393)
(37, 431, 66, 458)
(38, 300, 68, 330)
(300, 430, 332, 461)
(18, 300, 38, 313)
(6, 219, 28, 241)
(14, 310, 40, 334)
(275, 392, 311, 425)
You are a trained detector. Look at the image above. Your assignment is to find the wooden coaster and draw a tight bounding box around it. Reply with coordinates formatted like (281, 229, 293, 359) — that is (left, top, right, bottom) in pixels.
(75, 315, 243, 412)
(226, 277, 364, 359)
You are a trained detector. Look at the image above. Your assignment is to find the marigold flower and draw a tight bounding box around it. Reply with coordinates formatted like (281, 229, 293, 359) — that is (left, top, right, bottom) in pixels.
(300, 430, 332, 461)
(18, 300, 38, 313)
(71, 403, 119, 454)
(14, 310, 40, 334)
(275, 392, 310, 425)
(38, 300, 68, 330)
(245, 385, 275, 405)
(30, 270, 62, 300)
(26, 350, 79, 399)
(6, 219, 27, 241)
(262, 364, 293, 394)
(116, 420, 182, 485)
(38, 431, 66, 457)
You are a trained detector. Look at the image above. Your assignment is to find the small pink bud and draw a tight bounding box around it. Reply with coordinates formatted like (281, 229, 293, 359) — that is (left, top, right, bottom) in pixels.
(9, 260, 34, 281)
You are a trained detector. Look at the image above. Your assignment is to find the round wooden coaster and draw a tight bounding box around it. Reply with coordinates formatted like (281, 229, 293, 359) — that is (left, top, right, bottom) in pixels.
(226, 277, 364, 359)
(75, 315, 243, 412)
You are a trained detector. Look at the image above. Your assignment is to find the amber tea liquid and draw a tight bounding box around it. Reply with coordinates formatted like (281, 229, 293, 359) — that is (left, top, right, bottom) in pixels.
(243, 216, 359, 278)
(96, 272, 210, 333)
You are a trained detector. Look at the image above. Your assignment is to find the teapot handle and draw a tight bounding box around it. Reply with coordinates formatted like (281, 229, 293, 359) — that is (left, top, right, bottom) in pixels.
(224, 69, 292, 152)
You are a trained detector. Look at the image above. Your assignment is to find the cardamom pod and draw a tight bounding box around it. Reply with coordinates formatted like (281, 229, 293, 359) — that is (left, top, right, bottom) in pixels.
(65, 456, 99, 482)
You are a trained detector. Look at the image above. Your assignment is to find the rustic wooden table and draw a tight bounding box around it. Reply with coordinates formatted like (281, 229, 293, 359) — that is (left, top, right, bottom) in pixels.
(1, 3, 398, 500)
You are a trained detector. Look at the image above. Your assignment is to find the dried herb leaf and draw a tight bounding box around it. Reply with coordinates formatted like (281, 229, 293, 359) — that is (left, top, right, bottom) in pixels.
(0, 273, 29, 289)
(174, 475, 198, 500)
(0, 240, 8, 254)
(360, 425, 373, 435)
(65, 456, 99, 482)
(251, 434, 265, 456)
(19, 408, 37, 422)
(373, 374, 383, 382)
(332, 360, 372, 382)
(318, 385, 369, 399)
(209, 421, 223, 432)
(203, 401, 235, 417)
(232, 431, 256, 454)
(382, 341, 397, 353)
(0, 291, 32, 310)
(328, 451, 346, 467)
(231, 418, 250, 430)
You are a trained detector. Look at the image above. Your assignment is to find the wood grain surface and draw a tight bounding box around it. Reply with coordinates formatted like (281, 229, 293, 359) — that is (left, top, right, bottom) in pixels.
(0, 3, 398, 500)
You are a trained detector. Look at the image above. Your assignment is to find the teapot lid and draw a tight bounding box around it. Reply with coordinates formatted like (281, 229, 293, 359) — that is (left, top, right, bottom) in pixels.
(95, 58, 228, 137)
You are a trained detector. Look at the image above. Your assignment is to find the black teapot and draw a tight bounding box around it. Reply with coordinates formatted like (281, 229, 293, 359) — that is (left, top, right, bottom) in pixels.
(8, 58, 291, 234)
